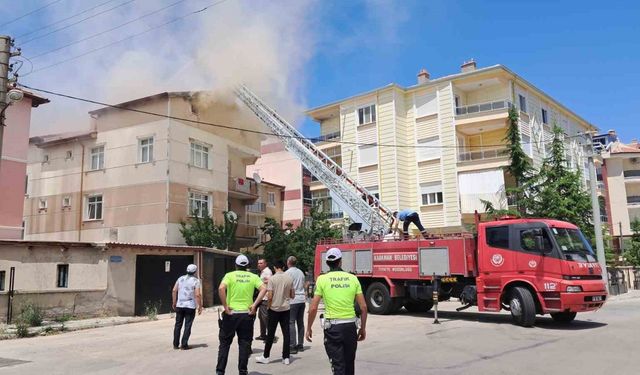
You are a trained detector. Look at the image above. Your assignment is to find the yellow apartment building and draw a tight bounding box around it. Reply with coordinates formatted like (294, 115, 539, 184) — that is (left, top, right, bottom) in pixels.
(23, 92, 283, 249)
(307, 61, 597, 232)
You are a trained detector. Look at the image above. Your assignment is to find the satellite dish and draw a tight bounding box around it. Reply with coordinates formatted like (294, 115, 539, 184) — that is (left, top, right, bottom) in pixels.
(226, 211, 238, 221)
(252, 172, 262, 184)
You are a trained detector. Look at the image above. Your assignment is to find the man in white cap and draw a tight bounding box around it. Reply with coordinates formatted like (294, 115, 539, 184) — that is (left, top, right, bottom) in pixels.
(306, 248, 367, 375)
(216, 254, 267, 375)
(172, 263, 202, 350)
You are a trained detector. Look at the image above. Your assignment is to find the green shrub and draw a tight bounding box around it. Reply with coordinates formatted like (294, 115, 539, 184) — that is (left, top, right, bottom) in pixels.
(15, 322, 30, 338)
(19, 303, 43, 327)
(54, 314, 72, 323)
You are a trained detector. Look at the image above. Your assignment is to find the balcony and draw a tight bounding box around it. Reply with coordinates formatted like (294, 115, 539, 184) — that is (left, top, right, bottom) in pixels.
(228, 176, 259, 200)
(246, 202, 266, 213)
(456, 99, 513, 117)
(458, 147, 509, 163)
(628, 196, 640, 206)
(236, 223, 260, 238)
(311, 131, 341, 144)
(624, 170, 640, 182)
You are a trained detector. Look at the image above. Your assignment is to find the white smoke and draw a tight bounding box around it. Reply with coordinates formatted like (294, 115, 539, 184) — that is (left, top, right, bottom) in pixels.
(11, 0, 319, 135)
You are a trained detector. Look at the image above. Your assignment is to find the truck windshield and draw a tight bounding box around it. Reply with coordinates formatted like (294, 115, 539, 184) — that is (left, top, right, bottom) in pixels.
(551, 227, 596, 262)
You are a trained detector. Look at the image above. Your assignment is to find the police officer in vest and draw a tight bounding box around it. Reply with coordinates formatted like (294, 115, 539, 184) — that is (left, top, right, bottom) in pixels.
(306, 248, 368, 375)
(216, 255, 267, 375)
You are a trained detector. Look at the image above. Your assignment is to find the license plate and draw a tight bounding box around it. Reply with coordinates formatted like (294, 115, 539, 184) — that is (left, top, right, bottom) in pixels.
(592, 296, 603, 302)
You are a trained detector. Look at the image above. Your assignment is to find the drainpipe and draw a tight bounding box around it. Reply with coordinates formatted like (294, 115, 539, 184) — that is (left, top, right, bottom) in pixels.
(78, 142, 85, 241)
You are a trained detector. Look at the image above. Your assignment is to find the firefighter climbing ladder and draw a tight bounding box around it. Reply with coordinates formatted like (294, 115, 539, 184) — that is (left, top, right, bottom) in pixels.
(235, 85, 393, 237)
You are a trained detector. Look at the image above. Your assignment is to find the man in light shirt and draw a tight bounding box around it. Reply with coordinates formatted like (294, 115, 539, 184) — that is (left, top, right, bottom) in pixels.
(171, 264, 202, 350)
(255, 258, 273, 341)
(285, 256, 306, 354)
(255, 259, 294, 365)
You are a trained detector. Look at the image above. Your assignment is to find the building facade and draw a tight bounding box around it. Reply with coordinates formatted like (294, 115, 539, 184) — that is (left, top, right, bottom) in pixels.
(307, 61, 596, 232)
(0, 91, 48, 239)
(599, 140, 640, 244)
(24, 92, 282, 248)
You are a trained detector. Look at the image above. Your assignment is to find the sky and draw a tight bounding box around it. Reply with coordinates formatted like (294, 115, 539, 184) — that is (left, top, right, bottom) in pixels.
(2, 0, 639, 141)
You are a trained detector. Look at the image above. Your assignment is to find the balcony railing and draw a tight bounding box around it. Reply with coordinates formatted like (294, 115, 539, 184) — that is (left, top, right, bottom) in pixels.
(229, 176, 258, 197)
(311, 131, 341, 144)
(326, 211, 344, 219)
(624, 170, 640, 179)
(627, 196, 640, 206)
(458, 147, 509, 163)
(246, 202, 266, 213)
(455, 99, 513, 116)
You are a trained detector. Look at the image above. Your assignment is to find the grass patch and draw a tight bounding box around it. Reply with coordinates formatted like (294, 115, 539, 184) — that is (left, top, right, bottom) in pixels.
(15, 322, 30, 338)
(54, 314, 73, 323)
(144, 301, 161, 321)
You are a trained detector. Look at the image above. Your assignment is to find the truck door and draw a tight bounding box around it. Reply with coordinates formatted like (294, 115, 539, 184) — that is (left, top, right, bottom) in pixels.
(513, 225, 563, 292)
(479, 225, 516, 282)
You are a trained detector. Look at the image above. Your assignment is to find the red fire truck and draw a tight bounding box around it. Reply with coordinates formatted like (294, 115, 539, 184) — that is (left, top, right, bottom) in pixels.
(314, 217, 607, 327)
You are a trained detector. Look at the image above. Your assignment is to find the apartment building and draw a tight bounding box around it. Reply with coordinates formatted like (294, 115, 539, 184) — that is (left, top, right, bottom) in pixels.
(307, 61, 597, 232)
(599, 139, 640, 245)
(24, 91, 282, 248)
(0, 90, 48, 239)
(247, 139, 312, 227)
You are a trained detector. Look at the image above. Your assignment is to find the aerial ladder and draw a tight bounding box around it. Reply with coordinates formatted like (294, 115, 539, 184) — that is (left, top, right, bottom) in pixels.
(235, 85, 394, 237)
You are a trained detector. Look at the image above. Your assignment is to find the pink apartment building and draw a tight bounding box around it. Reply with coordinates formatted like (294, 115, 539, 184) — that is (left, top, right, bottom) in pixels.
(0, 91, 48, 239)
(247, 140, 311, 227)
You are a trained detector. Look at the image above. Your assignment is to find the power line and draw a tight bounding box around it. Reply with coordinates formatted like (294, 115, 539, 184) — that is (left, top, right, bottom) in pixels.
(30, 0, 189, 60)
(0, 0, 65, 28)
(19, 84, 589, 150)
(22, 0, 230, 75)
(16, 0, 118, 40)
(20, 0, 137, 45)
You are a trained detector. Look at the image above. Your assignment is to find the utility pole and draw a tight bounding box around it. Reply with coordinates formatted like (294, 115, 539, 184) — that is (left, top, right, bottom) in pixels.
(0, 35, 12, 171)
(585, 133, 609, 289)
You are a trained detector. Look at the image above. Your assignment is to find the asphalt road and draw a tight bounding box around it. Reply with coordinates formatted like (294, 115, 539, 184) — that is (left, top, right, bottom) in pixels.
(1, 292, 639, 375)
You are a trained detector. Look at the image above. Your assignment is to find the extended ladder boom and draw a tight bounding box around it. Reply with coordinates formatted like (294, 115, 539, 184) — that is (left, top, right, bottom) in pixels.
(235, 85, 393, 236)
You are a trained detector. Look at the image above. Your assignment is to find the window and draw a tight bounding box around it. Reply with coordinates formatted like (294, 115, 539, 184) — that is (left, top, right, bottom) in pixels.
(268, 192, 276, 207)
(139, 137, 154, 163)
(189, 191, 210, 217)
(39, 199, 47, 210)
(520, 228, 552, 252)
(66, 150, 73, 159)
(190, 142, 209, 169)
(420, 183, 443, 205)
(358, 145, 378, 166)
(518, 94, 527, 113)
(0, 270, 5, 291)
(417, 137, 441, 161)
(86, 195, 103, 220)
(486, 226, 509, 248)
(357, 104, 376, 126)
(90, 146, 105, 170)
(62, 196, 71, 208)
(57, 264, 69, 288)
(25, 175, 28, 194)
(43, 154, 49, 163)
(415, 92, 437, 118)
(541, 108, 548, 124)
(521, 133, 532, 157)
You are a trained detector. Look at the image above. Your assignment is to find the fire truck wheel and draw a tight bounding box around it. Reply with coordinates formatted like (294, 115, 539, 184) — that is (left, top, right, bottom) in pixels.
(550, 311, 577, 323)
(508, 287, 536, 327)
(365, 282, 394, 315)
(403, 300, 433, 313)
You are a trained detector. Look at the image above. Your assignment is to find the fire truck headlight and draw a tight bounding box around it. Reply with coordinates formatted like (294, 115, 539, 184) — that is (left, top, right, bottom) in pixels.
(566, 286, 583, 293)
